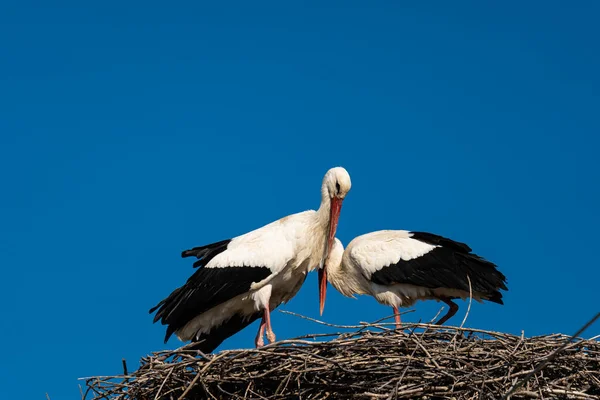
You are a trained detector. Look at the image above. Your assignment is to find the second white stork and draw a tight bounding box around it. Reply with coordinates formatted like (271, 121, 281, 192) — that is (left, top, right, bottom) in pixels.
(149, 167, 351, 353)
(321, 230, 507, 327)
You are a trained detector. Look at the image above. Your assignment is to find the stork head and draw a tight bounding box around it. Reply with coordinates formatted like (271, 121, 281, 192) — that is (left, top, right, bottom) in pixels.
(319, 238, 344, 315)
(322, 166, 352, 201)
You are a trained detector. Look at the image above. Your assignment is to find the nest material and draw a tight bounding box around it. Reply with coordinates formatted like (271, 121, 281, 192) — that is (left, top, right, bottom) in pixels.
(81, 320, 600, 400)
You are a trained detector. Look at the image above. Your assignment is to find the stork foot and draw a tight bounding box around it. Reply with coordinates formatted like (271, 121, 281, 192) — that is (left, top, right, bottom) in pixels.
(255, 336, 265, 348)
(255, 317, 266, 348)
(266, 329, 276, 344)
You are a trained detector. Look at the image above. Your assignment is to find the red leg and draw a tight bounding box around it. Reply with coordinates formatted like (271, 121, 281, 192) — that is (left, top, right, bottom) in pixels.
(264, 306, 276, 343)
(255, 317, 266, 348)
(393, 306, 401, 329)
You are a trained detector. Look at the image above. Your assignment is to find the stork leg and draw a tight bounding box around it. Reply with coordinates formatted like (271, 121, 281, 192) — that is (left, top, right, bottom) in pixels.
(435, 297, 459, 325)
(264, 306, 276, 343)
(393, 306, 402, 329)
(254, 317, 266, 348)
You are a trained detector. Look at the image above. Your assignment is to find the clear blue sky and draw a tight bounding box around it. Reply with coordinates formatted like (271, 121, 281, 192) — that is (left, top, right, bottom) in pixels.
(1, 1, 598, 398)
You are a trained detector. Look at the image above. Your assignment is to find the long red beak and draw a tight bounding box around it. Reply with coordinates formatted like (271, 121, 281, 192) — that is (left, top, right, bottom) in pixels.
(319, 196, 342, 316)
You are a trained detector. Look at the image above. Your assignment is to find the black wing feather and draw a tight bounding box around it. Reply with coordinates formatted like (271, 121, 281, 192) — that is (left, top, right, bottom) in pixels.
(410, 231, 472, 253)
(181, 239, 232, 268)
(370, 232, 508, 304)
(149, 239, 272, 343)
(190, 311, 263, 353)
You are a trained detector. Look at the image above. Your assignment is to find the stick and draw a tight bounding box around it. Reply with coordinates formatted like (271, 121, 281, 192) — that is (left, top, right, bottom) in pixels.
(501, 311, 600, 399)
(459, 275, 473, 329)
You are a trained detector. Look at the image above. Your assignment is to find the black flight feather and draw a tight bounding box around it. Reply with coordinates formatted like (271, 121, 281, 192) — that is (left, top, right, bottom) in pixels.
(370, 231, 508, 304)
(181, 238, 232, 268)
(149, 238, 272, 343)
(189, 311, 263, 353)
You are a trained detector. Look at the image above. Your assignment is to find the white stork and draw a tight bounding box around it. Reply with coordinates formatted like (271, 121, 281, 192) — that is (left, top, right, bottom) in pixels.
(149, 167, 351, 353)
(321, 230, 507, 327)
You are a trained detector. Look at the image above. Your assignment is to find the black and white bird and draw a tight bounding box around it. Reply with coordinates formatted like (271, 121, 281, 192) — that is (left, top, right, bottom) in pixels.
(321, 230, 507, 327)
(149, 167, 351, 353)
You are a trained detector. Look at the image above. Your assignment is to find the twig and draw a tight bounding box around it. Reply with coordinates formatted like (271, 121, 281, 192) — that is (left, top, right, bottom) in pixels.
(459, 274, 473, 330)
(429, 307, 443, 324)
(278, 309, 413, 330)
(501, 311, 600, 399)
(154, 367, 174, 400)
(177, 352, 227, 400)
(278, 309, 369, 328)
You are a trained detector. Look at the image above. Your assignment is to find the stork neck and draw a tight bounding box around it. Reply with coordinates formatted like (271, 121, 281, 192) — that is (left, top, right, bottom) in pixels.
(324, 259, 344, 293)
(326, 259, 365, 298)
(316, 187, 331, 227)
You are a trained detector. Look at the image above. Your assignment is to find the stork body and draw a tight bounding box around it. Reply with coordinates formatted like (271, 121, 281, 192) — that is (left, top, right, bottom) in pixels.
(149, 167, 351, 353)
(323, 230, 507, 327)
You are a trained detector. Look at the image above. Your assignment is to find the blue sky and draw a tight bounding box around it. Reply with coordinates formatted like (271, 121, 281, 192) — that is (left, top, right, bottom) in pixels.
(1, 1, 599, 398)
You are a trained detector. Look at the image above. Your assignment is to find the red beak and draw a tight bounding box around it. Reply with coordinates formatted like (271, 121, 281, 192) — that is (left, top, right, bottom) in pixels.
(319, 196, 342, 316)
(319, 267, 327, 316)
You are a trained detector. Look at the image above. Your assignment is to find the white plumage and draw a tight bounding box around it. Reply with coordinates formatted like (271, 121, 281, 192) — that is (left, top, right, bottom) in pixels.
(202, 219, 299, 270)
(322, 230, 508, 327)
(150, 167, 351, 352)
(346, 230, 439, 275)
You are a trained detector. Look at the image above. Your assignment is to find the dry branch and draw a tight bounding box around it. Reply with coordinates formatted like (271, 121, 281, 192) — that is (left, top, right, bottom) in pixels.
(81, 317, 600, 399)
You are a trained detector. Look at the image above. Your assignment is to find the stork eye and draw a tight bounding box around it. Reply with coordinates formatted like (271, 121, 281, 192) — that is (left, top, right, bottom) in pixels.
(335, 182, 341, 194)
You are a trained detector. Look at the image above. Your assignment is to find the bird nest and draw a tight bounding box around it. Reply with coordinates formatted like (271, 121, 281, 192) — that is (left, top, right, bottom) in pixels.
(81, 313, 600, 399)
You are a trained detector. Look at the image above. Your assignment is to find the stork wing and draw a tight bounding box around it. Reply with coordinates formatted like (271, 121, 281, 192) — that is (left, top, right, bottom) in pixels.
(150, 222, 297, 343)
(349, 232, 507, 299)
(149, 263, 273, 343)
